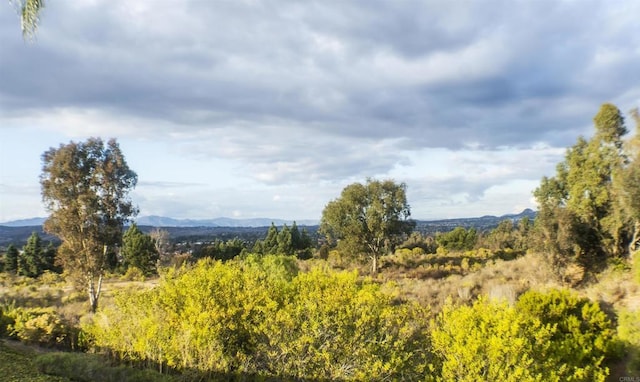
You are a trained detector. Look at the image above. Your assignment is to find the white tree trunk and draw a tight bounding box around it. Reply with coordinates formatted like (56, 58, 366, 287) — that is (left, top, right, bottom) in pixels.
(88, 273, 103, 313)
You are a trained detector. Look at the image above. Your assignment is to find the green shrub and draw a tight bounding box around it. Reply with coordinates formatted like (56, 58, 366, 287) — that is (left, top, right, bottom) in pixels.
(85, 256, 431, 380)
(634, 253, 640, 285)
(617, 309, 640, 374)
(431, 290, 616, 382)
(431, 298, 554, 381)
(4, 306, 79, 349)
(120, 266, 146, 282)
(38, 270, 65, 285)
(516, 289, 616, 381)
(436, 227, 477, 251)
(0, 305, 15, 337)
(259, 268, 431, 380)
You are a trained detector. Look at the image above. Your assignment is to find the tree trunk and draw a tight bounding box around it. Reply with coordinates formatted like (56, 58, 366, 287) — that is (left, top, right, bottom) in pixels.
(88, 273, 103, 313)
(630, 221, 640, 258)
(371, 254, 378, 274)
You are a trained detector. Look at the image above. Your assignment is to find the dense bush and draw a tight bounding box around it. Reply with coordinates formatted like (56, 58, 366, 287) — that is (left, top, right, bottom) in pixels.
(84, 255, 431, 380)
(431, 297, 553, 381)
(634, 253, 640, 285)
(436, 227, 477, 251)
(516, 289, 617, 379)
(2, 306, 80, 349)
(617, 309, 640, 374)
(431, 289, 616, 382)
(259, 268, 431, 380)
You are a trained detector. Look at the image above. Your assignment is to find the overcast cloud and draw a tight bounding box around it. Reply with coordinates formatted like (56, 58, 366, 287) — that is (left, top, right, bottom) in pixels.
(1, 0, 639, 222)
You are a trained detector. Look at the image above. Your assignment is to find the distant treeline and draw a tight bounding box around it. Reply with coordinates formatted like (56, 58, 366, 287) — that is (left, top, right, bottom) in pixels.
(0, 209, 535, 248)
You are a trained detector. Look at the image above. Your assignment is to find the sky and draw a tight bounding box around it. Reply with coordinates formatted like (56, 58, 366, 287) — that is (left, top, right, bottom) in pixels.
(1, 0, 639, 223)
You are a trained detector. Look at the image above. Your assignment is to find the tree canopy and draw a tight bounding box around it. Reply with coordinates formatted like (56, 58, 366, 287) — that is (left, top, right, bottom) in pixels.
(40, 137, 137, 312)
(121, 223, 158, 276)
(320, 179, 414, 273)
(533, 103, 639, 279)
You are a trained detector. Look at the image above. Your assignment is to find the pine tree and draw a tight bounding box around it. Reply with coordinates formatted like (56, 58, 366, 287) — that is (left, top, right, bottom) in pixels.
(277, 225, 293, 255)
(121, 224, 159, 276)
(290, 222, 302, 251)
(19, 232, 44, 277)
(4, 244, 19, 274)
(264, 223, 279, 254)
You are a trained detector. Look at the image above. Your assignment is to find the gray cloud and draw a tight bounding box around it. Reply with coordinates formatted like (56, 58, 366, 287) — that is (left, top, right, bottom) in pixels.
(1, 0, 639, 203)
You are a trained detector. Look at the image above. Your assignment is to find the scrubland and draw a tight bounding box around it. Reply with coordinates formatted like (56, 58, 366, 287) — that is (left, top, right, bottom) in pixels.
(1, 248, 639, 381)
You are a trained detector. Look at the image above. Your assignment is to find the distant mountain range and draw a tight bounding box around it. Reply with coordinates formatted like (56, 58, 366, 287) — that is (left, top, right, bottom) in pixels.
(0, 209, 536, 246)
(1, 209, 536, 229)
(0, 216, 318, 228)
(413, 208, 537, 234)
(135, 216, 319, 228)
(0, 217, 48, 227)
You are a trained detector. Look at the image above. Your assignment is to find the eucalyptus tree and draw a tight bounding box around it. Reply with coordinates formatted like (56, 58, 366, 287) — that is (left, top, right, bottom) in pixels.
(10, 0, 43, 39)
(534, 104, 630, 272)
(618, 108, 640, 254)
(41, 138, 138, 312)
(320, 179, 415, 273)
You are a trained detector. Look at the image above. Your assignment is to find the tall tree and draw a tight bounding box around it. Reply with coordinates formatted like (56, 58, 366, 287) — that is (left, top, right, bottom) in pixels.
(121, 223, 158, 275)
(320, 179, 414, 273)
(262, 223, 279, 254)
(150, 228, 172, 266)
(619, 108, 640, 254)
(436, 227, 478, 252)
(277, 224, 293, 255)
(41, 137, 138, 312)
(4, 244, 19, 274)
(19, 231, 44, 277)
(534, 104, 630, 274)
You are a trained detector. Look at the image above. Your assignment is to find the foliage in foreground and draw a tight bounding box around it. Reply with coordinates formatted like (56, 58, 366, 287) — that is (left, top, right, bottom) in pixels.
(82, 255, 622, 381)
(85, 255, 431, 381)
(1, 306, 82, 350)
(617, 308, 640, 375)
(432, 290, 617, 382)
(0, 342, 67, 382)
(34, 352, 175, 382)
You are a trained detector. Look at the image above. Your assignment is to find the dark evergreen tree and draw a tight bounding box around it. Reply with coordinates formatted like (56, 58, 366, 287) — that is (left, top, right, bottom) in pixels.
(42, 242, 60, 273)
(264, 223, 279, 254)
(4, 244, 19, 274)
(297, 227, 314, 259)
(121, 223, 159, 276)
(277, 225, 293, 255)
(290, 222, 302, 251)
(19, 232, 44, 277)
(436, 227, 478, 252)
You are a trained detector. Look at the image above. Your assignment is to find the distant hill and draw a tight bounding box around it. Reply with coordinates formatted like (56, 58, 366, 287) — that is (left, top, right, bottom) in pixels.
(0, 210, 536, 246)
(0, 217, 47, 227)
(414, 208, 537, 234)
(136, 216, 319, 228)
